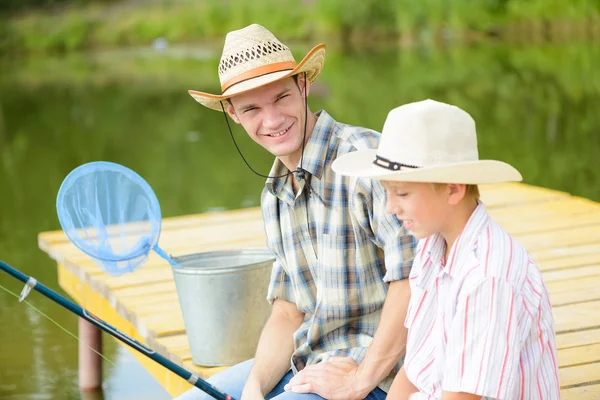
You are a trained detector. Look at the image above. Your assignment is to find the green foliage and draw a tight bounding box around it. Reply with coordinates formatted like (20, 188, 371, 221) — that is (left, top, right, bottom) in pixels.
(2, 0, 600, 54)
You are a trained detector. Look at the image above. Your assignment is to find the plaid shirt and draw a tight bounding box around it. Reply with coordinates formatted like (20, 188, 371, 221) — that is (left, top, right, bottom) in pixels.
(262, 110, 416, 392)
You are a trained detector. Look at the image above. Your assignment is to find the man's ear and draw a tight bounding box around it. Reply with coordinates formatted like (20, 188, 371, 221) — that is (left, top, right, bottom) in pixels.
(297, 74, 311, 99)
(225, 101, 241, 124)
(446, 183, 467, 205)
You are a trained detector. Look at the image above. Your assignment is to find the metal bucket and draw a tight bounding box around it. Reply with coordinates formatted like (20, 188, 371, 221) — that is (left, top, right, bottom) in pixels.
(171, 249, 275, 366)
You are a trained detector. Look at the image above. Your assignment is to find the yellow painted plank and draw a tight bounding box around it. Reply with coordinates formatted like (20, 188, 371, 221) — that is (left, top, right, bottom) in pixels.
(532, 243, 600, 262)
(561, 384, 600, 400)
(560, 363, 600, 388)
(488, 196, 600, 220)
(556, 328, 600, 350)
(553, 301, 600, 334)
(479, 182, 569, 209)
(550, 289, 600, 307)
(501, 213, 600, 236)
(44, 217, 267, 261)
(542, 264, 600, 282)
(517, 225, 600, 252)
(558, 343, 600, 368)
(58, 263, 194, 397)
(546, 275, 600, 294)
(538, 254, 600, 272)
(38, 207, 262, 247)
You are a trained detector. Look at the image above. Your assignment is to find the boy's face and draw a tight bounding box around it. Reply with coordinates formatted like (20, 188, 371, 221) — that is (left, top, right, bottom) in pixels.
(226, 76, 310, 167)
(382, 181, 450, 239)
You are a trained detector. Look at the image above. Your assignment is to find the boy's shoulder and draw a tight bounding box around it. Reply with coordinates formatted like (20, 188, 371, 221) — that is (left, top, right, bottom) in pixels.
(469, 216, 538, 289)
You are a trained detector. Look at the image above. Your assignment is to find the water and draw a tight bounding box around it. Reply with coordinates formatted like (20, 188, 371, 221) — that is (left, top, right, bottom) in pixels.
(0, 41, 599, 399)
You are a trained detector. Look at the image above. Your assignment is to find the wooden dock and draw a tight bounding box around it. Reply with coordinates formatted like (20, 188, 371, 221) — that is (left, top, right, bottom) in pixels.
(38, 182, 600, 399)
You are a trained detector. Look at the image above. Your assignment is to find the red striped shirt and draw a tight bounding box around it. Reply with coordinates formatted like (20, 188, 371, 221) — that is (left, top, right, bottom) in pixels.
(404, 202, 559, 399)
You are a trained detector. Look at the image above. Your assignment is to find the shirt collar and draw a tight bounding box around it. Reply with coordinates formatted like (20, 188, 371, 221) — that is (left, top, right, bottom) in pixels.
(265, 110, 336, 197)
(444, 201, 489, 277)
(414, 201, 489, 289)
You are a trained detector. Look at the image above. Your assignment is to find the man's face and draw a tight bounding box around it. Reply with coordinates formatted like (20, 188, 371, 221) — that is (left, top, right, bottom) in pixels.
(226, 76, 310, 167)
(382, 181, 449, 239)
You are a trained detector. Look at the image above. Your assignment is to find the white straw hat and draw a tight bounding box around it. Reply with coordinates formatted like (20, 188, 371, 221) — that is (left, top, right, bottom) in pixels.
(188, 24, 326, 111)
(332, 99, 522, 184)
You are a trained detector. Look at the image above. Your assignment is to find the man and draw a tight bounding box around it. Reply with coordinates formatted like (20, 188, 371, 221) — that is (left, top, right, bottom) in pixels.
(177, 24, 416, 400)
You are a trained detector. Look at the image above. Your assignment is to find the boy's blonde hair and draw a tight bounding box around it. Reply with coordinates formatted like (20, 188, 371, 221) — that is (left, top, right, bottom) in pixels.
(433, 183, 480, 200)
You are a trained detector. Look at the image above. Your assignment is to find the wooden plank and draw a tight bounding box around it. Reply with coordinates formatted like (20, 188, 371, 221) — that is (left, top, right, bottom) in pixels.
(532, 243, 600, 262)
(538, 254, 600, 272)
(479, 182, 569, 208)
(560, 363, 600, 388)
(38, 207, 262, 247)
(556, 328, 600, 350)
(553, 301, 600, 333)
(558, 343, 600, 368)
(517, 225, 600, 252)
(543, 264, 600, 282)
(500, 213, 600, 236)
(546, 275, 600, 294)
(43, 217, 267, 261)
(561, 384, 600, 400)
(488, 196, 600, 220)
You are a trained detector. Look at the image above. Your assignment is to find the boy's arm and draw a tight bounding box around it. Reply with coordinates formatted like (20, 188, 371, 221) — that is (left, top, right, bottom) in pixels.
(388, 366, 419, 400)
(242, 298, 304, 399)
(442, 393, 482, 400)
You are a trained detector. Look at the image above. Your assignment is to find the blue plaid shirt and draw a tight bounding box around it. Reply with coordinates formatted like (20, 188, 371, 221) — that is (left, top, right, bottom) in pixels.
(262, 110, 416, 392)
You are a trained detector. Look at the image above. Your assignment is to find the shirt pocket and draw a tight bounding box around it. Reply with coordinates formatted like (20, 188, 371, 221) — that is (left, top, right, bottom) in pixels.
(319, 233, 359, 321)
(405, 283, 427, 330)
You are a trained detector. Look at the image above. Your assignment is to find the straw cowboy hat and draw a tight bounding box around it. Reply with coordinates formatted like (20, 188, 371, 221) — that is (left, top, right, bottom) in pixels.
(188, 24, 326, 111)
(332, 99, 522, 184)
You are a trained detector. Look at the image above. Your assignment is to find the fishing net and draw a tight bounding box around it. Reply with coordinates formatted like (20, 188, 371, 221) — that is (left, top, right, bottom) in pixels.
(56, 161, 176, 276)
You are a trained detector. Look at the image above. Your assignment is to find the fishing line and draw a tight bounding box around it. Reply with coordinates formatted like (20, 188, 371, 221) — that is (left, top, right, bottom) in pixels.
(0, 281, 116, 366)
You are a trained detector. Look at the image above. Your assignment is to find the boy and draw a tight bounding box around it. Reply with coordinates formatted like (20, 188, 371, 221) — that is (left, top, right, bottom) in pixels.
(332, 99, 560, 399)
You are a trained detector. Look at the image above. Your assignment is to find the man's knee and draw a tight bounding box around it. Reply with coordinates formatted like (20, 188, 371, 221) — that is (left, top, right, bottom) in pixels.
(172, 359, 255, 400)
(269, 392, 325, 400)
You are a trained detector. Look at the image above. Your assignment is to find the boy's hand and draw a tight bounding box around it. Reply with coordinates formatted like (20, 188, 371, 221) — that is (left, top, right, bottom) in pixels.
(240, 379, 265, 400)
(284, 357, 367, 400)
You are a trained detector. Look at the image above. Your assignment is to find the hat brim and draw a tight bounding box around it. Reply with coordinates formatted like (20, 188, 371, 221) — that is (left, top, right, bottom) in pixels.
(332, 149, 523, 184)
(188, 44, 326, 111)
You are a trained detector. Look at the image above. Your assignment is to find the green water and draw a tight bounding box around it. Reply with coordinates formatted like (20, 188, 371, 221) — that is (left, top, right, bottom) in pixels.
(0, 41, 599, 399)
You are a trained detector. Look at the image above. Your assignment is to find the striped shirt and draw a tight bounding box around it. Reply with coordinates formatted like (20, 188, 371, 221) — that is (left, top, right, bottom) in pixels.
(404, 202, 560, 400)
(262, 110, 416, 392)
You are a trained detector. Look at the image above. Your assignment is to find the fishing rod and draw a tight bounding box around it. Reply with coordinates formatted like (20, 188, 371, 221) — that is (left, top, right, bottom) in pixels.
(0, 260, 234, 400)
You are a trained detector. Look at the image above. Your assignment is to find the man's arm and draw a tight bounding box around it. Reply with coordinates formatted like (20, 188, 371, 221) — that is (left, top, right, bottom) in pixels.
(241, 298, 304, 399)
(353, 278, 411, 394)
(286, 278, 410, 399)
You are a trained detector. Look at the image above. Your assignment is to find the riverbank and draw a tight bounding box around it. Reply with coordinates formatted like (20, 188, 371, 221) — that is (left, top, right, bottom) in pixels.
(1, 0, 599, 55)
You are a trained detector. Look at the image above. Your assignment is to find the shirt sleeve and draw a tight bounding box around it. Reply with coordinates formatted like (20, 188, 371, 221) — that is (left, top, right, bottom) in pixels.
(443, 277, 523, 399)
(266, 259, 296, 305)
(351, 177, 417, 282)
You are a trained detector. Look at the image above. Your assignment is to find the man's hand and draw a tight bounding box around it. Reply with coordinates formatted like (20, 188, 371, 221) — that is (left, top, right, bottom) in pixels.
(283, 357, 367, 400)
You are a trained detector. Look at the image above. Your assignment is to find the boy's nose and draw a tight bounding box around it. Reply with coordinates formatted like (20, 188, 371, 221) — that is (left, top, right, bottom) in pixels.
(385, 196, 400, 215)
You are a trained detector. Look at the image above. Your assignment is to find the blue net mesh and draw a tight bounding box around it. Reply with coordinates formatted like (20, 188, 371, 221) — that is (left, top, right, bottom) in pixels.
(56, 161, 176, 276)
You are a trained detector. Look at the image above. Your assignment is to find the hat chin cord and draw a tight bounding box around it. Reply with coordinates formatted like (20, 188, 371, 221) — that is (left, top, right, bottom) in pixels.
(219, 72, 313, 183)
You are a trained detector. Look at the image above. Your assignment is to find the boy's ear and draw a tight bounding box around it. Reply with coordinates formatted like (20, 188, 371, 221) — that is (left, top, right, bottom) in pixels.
(446, 183, 467, 205)
(225, 101, 241, 124)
